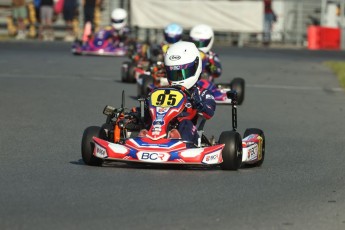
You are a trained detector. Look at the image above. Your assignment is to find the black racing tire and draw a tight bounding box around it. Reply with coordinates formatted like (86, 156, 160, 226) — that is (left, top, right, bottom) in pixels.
(73, 52, 81, 56)
(127, 63, 137, 83)
(219, 131, 242, 170)
(140, 74, 153, 98)
(230, 78, 245, 105)
(137, 74, 144, 98)
(121, 61, 131, 82)
(243, 128, 265, 167)
(81, 126, 105, 166)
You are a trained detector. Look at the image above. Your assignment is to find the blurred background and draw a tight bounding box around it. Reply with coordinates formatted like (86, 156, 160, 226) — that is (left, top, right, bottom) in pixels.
(1, 0, 345, 49)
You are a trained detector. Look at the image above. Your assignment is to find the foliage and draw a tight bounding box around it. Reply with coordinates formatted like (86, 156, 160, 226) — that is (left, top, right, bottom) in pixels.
(325, 61, 345, 89)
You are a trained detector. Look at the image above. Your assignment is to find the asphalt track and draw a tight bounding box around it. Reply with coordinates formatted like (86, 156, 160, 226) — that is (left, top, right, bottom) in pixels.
(0, 41, 344, 230)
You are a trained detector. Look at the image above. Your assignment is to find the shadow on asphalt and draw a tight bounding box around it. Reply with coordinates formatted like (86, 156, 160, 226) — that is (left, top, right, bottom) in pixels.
(70, 159, 260, 171)
(70, 159, 221, 171)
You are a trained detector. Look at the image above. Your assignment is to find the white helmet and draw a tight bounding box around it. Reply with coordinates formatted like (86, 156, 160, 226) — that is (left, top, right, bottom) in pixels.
(111, 8, 127, 30)
(189, 24, 214, 53)
(164, 23, 183, 44)
(164, 41, 202, 89)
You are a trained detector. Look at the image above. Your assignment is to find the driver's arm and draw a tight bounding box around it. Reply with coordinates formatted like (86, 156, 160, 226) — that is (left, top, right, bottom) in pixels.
(200, 90, 216, 120)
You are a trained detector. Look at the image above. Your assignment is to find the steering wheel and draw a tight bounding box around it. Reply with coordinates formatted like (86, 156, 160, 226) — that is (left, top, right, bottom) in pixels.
(169, 85, 192, 98)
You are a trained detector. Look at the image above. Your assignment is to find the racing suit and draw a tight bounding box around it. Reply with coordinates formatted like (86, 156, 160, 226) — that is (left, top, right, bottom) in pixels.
(200, 50, 222, 82)
(101, 26, 131, 45)
(177, 85, 216, 146)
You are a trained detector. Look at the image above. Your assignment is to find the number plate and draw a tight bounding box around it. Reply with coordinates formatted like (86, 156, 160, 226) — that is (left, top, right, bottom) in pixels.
(150, 89, 184, 107)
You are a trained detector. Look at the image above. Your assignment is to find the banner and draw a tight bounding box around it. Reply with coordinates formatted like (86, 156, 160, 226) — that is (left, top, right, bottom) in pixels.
(131, 0, 264, 32)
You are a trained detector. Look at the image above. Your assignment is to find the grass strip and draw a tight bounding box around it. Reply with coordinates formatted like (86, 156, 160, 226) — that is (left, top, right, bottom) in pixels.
(325, 61, 345, 89)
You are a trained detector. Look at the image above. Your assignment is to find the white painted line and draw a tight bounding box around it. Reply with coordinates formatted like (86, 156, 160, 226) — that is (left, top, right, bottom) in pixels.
(247, 84, 343, 92)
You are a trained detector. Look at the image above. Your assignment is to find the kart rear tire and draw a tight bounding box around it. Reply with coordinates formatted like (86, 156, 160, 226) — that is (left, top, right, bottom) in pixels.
(141, 74, 153, 97)
(243, 128, 265, 167)
(121, 61, 130, 82)
(219, 131, 242, 170)
(81, 126, 105, 166)
(230, 78, 245, 105)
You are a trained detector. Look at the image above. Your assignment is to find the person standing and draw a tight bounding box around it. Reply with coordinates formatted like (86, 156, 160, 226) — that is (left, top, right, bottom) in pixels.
(12, 0, 28, 40)
(83, 0, 101, 32)
(263, 0, 277, 46)
(63, 0, 78, 41)
(39, 0, 54, 41)
(33, 0, 41, 23)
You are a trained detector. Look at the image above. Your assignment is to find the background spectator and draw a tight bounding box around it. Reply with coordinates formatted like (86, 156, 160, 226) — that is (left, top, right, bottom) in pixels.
(83, 0, 101, 32)
(12, 0, 27, 40)
(34, 0, 41, 23)
(263, 0, 277, 46)
(39, 0, 54, 41)
(63, 0, 78, 41)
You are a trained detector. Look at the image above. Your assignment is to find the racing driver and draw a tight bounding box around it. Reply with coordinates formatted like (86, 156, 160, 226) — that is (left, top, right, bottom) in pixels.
(189, 24, 222, 82)
(164, 41, 216, 146)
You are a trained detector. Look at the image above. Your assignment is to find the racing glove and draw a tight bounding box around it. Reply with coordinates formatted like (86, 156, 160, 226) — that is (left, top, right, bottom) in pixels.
(208, 64, 217, 74)
(191, 91, 205, 112)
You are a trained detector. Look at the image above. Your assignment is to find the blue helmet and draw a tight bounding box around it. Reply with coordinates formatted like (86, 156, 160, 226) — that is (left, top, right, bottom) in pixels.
(164, 23, 183, 44)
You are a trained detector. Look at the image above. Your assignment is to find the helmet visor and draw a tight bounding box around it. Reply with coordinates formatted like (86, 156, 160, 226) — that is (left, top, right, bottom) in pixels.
(111, 19, 124, 24)
(191, 38, 211, 48)
(164, 33, 181, 44)
(165, 57, 199, 82)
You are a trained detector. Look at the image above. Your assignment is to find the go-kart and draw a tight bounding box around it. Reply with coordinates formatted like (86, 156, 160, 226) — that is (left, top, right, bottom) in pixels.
(198, 77, 245, 105)
(136, 61, 168, 98)
(81, 86, 265, 170)
(72, 39, 128, 56)
(121, 43, 156, 83)
(72, 28, 136, 56)
(198, 51, 245, 105)
(121, 58, 150, 83)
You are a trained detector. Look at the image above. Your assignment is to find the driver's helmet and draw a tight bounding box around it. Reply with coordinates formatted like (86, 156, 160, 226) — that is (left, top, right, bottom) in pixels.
(111, 8, 127, 30)
(189, 24, 214, 53)
(164, 23, 183, 44)
(164, 41, 202, 89)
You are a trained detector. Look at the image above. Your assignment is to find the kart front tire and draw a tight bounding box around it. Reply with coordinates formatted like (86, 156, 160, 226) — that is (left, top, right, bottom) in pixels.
(243, 128, 265, 167)
(230, 78, 245, 105)
(127, 64, 137, 83)
(121, 61, 130, 82)
(81, 126, 105, 166)
(219, 131, 242, 170)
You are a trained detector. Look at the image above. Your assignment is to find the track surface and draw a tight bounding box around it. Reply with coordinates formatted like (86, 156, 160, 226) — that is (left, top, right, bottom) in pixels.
(0, 42, 344, 230)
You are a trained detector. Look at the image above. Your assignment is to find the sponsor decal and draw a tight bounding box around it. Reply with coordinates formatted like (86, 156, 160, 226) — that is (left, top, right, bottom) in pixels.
(247, 144, 258, 161)
(206, 94, 214, 100)
(202, 151, 221, 164)
(152, 120, 164, 134)
(157, 107, 169, 114)
(137, 152, 170, 162)
(169, 55, 181, 61)
(169, 66, 181, 70)
(94, 144, 107, 158)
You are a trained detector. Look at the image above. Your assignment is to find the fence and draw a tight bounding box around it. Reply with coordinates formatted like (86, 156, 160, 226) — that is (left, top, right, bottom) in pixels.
(2, 0, 341, 48)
